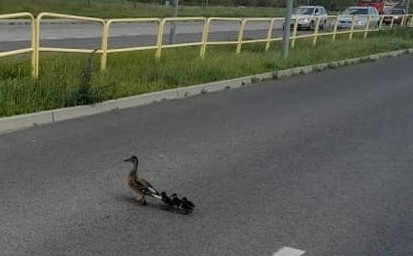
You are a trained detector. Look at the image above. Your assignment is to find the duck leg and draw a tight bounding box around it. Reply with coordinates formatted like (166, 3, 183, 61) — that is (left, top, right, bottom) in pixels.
(141, 195, 147, 205)
(135, 195, 147, 205)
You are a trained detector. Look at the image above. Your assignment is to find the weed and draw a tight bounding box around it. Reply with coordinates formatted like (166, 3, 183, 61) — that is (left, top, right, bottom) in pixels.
(65, 50, 102, 106)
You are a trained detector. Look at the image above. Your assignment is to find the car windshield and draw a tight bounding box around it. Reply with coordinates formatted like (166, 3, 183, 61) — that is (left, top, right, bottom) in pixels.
(294, 7, 315, 15)
(342, 8, 368, 15)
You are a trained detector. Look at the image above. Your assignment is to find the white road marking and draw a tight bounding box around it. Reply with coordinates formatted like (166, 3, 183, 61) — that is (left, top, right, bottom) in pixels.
(272, 246, 305, 256)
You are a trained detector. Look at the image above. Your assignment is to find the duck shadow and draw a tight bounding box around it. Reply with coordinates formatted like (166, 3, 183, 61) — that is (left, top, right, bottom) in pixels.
(114, 194, 191, 215)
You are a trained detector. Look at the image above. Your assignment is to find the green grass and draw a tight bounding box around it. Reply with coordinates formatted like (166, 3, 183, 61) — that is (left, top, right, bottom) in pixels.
(1, 28, 413, 117)
(0, 0, 284, 18)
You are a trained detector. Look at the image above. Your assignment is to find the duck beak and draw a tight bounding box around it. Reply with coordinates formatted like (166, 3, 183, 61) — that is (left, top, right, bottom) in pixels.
(124, 156, 132, 162)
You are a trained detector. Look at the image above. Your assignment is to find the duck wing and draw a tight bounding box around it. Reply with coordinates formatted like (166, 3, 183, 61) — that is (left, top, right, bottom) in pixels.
(137, 178, 161, 199)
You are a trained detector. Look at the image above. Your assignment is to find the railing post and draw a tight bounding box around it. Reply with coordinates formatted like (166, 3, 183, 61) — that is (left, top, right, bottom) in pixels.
(265, 18, 276, 51)
(313, 17, 321, 45)
(291, 20, 299, 49)
(401, 15, 406, 27)
(379, 15, 384, 30)
(156, 19, 166, 59)
(100, 20, 109, 71)
(29, 13, 37, 79)
(200, 18, 210, 59)
(364, 15, 372, 38)
(332, 16, 339, 42)
(34, 13, 43, 79)
(349, 15, 356, 40)
(236, 19, 246, 54)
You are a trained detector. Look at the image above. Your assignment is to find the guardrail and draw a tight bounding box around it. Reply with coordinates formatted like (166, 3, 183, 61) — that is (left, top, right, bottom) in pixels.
(290, 14, 382, 48)
(35, 12, 106, 77)
(1, 12, 412, 79)
(103, 17, 162, 70)
(0, 12, 36, 77)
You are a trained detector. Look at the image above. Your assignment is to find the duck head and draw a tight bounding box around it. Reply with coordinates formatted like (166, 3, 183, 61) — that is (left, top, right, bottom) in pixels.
(124, 155, 139, 164)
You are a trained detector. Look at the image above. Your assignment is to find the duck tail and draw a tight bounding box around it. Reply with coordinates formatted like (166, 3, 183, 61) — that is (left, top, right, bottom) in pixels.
(152, 194, 162, 200)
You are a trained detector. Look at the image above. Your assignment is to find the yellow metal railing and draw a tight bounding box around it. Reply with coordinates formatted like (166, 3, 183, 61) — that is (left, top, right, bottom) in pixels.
(0, 12, 36, 77)
(155, 17, 206, 58)
(1, 12, 413, 79)
(200, 17, 243, 58)
(103, 18, 161, 70)
(35, 12, 105, 77)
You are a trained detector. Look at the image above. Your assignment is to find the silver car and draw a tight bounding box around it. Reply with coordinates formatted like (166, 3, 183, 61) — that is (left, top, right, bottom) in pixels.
(337, 6, 381, 29)
(288, 5, 328, 30)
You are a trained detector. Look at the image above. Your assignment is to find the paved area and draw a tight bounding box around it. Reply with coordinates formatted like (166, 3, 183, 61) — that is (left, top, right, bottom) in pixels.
(1, 55, 413, 255)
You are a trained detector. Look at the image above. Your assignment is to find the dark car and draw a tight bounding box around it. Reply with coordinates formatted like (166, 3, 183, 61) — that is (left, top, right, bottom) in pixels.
(383, 9, 406, 25)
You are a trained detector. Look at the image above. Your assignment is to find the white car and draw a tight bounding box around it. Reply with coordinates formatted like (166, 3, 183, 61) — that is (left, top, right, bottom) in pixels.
(288, 5, 328, 31)
(337, 6, 381, 29)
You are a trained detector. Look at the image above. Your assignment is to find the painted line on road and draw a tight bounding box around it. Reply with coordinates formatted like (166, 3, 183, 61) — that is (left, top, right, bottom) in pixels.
(272, 246, 305, 256)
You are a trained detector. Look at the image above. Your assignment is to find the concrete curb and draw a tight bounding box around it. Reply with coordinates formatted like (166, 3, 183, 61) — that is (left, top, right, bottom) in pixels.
(1, 48, 412, 134)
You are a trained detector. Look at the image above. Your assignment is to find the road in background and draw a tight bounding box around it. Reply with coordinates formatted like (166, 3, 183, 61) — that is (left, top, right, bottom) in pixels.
(0, 19, 334, 52)
(1, 54, 413, 255)
(0, 30, 273, 52)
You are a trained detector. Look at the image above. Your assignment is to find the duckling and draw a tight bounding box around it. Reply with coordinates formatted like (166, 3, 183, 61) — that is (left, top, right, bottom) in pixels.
(161, 191, 174, 206)
(170, 194, 194, 213)
(182, 197, 195, 209)
(180, 200, 194, 213)
(170, 193, 182, 208)
(124, 155, 161, 205)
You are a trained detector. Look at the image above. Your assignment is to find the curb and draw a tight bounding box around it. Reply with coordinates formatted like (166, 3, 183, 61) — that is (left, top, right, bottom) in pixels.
(1, 48, 412, 134)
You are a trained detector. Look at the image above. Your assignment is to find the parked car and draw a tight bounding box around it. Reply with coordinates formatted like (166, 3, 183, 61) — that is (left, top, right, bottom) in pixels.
(286, 5, 328, 31)
(383, 8, 406, 25)
(337, 6, 380, 29)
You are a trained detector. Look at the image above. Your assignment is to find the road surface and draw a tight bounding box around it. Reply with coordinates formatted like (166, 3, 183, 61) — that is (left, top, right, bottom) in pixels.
(1, 54, 413, 255)
(0, 19, 340, 52)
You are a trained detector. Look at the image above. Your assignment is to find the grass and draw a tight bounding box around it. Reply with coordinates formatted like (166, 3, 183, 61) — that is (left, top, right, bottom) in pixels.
(0, 0, 284, 18)
(1, 28, 413, 117)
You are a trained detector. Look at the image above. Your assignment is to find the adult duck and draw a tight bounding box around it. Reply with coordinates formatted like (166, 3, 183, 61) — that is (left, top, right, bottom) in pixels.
(124, 155, 161, 205)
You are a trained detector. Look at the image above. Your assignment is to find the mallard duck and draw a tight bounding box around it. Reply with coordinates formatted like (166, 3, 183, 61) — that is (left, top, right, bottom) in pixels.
(124, 155, 161, 205)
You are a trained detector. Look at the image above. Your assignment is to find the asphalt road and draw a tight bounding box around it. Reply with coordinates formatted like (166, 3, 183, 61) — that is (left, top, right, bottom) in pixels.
(1, 54, 413, 255)
(0, 30, 274, 52)
(0, 20, 337, 52)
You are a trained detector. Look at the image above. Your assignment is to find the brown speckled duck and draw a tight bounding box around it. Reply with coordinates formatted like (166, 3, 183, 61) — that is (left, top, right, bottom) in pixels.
(124, 155, 161, 205)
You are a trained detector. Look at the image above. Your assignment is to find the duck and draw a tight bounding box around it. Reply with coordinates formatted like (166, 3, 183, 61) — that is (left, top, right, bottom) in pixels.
(182, 197, 195, 209)
(170, 193, 182, 208)
(170, 193, 194, 213)
(124, 155, 161, 205)
(161, 191, 174, 206)
(180, 197, 195, 213)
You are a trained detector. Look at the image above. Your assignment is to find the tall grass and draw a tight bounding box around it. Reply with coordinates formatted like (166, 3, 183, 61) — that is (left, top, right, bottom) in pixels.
(1, 28, 413, 117)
